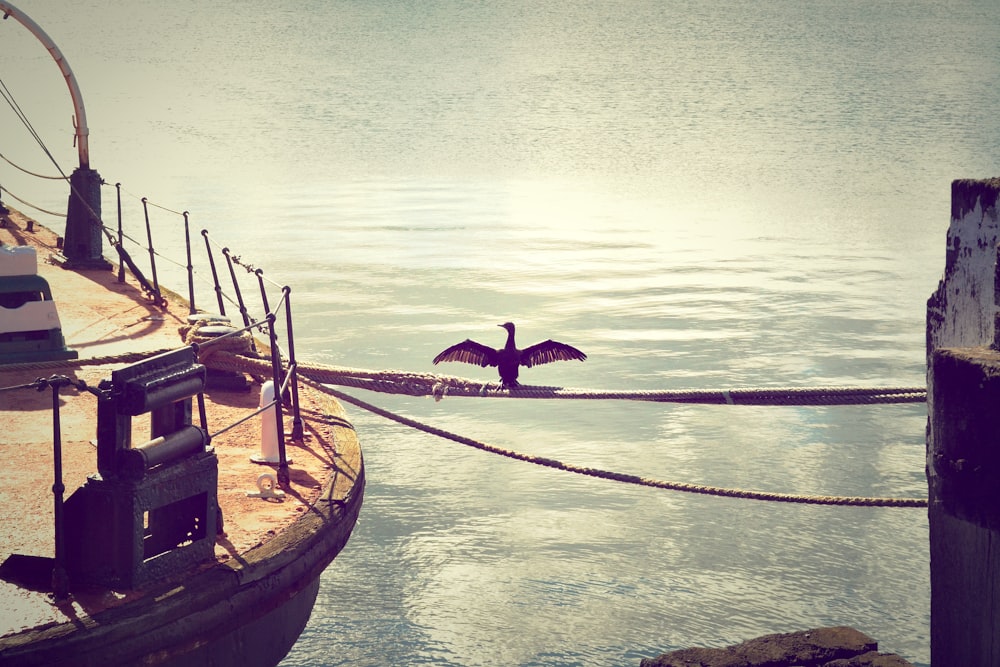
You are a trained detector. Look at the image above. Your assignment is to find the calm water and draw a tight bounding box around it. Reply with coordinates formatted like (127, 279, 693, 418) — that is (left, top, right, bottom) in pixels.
(4, 1, 1000, 664)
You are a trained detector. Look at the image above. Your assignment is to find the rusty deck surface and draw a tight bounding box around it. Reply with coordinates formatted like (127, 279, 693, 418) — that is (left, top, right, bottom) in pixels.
(0, 208, 363, 643)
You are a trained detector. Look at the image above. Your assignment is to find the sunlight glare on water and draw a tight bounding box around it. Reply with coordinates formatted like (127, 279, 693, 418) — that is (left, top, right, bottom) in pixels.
(2, 0, 998, 665)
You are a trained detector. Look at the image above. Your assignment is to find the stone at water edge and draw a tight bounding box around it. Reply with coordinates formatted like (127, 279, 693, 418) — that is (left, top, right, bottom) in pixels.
(639, 626, 915, 667)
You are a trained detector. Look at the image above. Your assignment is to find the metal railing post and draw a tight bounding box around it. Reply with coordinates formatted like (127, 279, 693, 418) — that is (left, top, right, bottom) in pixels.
(183, 211, 195, 315)
(222, 247, 252, 329)
(267, 312, 287, 484)
(115, 183, 124, 283)
(201, 230, 226, 317)
(256, 270, 287, 484)
(140, 197, 162, 301)
(282, 285, 303, 440)
(48, 376, 69, 600)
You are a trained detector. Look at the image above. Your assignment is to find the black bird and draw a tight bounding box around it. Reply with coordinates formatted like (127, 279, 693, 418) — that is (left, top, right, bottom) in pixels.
(433, 322, 586, 388)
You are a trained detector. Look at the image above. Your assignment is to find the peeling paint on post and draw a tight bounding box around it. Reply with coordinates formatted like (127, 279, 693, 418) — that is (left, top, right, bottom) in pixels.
(926, 177, 1000, 666)
(927, 178, 1000, 353)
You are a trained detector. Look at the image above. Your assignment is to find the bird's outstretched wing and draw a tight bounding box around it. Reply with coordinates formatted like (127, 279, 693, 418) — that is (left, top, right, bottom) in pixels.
(520, 340, 587, 367)
(433, 339, 499, 367)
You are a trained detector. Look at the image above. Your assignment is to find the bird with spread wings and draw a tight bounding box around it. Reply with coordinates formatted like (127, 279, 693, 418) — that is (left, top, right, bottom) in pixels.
(433, 322, 586, 388)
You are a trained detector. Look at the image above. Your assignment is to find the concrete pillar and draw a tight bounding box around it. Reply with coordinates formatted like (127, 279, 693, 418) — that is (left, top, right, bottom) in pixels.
(926, 177, 1000, 666)
(62, 167, 111, 269)
(928, 347, 1000, 665)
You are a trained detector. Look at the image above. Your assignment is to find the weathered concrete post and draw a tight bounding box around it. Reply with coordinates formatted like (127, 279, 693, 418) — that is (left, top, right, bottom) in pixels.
(926, 177, 1000, 666)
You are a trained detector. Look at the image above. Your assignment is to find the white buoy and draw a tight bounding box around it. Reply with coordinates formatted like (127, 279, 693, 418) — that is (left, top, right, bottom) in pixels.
(251, 381, 289, 464)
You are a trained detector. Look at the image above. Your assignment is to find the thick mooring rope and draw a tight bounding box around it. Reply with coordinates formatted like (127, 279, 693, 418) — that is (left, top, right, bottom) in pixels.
(203, 352, 926, 406)
(206, 354, 930, 505)
(295, 375, 926, 508)
(0, 349, 175, 373)
(0, 348, 928, 406)
(1, 348, 925, 506)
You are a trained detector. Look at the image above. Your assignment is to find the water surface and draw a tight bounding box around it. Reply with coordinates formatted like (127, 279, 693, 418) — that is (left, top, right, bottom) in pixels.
(3, 1, 1000, 664)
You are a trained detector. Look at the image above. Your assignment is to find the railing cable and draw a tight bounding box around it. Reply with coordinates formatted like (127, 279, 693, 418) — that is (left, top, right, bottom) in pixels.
(0, 148, 66, 180)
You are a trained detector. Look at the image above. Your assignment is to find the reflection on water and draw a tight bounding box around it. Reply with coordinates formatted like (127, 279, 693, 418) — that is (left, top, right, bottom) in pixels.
(3, 1, 999, 665)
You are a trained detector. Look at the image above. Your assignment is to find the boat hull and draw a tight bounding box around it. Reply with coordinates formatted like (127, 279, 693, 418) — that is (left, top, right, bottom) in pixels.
(0, 461, 364, 667)
(0, 210, 366, 667)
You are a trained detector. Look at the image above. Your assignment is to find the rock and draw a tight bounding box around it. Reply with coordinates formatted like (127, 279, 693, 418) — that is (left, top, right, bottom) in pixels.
(823, 651, 916, 667)
(639, 626, 914, 667)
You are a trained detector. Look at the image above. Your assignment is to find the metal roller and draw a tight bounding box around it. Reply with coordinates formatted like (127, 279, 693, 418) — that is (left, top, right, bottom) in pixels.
(119, 424, 209, 481)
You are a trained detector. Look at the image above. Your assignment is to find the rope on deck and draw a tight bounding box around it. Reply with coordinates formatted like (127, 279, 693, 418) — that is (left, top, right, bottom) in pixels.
(0, 349, 174, 374)
(0, 347, 177, 371)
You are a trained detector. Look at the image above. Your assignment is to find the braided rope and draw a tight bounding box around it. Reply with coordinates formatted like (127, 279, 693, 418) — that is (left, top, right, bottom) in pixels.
(295, 376, 926, 508)
(180, 320, 257, 358)
(6, 347, 915, 412)
(201, 352, 926, 406)
(0, 349, 175, 373)
(3, 349, 922, 506)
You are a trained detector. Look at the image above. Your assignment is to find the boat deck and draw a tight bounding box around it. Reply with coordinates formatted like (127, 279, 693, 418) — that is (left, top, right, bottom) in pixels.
(0, 209, 362, 644)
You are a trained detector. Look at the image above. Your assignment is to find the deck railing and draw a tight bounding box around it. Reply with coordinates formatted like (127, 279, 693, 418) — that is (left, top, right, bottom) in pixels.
(100, 181, 303, 465)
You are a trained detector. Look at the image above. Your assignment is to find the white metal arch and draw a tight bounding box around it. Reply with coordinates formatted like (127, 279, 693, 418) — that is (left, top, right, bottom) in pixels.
(1, 1, 90, 168)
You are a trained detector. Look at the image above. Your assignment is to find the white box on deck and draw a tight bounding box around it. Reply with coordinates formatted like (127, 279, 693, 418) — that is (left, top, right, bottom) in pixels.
(0, 245, 38, 277)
